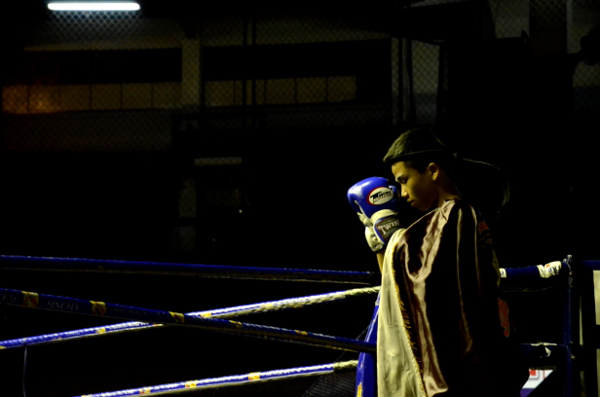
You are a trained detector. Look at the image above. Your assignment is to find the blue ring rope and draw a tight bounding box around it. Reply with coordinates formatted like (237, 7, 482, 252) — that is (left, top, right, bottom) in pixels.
(0, 288, 376, 354)
(0, 255, 377, 284)
(0, 286, 379, 350)
(71, 360, 358, 397)
(0, 321, 156, 350)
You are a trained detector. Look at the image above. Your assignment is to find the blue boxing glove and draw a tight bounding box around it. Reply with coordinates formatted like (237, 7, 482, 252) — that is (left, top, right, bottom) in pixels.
(347, 177, 404, 253)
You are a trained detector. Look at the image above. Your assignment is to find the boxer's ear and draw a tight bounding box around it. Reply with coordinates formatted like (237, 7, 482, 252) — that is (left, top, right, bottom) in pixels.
(427, 162, 440, 181)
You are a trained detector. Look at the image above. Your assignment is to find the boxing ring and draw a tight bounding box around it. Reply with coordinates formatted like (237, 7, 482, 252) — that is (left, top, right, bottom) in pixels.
(0, 254, 591, 396)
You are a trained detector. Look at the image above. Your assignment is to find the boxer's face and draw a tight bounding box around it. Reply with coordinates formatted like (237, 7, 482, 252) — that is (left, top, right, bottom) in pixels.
(391, 161, 440, 212)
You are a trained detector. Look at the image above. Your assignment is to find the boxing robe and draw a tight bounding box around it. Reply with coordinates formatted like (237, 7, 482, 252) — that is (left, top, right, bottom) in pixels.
(377, 198, 528, 397)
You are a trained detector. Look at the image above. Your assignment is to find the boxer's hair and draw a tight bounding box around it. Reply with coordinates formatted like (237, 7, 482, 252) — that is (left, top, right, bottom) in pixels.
(384, 126, 511, 223)
(382, 127, 455, 174)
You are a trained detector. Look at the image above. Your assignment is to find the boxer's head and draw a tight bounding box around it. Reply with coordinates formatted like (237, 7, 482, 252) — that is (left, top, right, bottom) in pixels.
(383, 128, 459, 212)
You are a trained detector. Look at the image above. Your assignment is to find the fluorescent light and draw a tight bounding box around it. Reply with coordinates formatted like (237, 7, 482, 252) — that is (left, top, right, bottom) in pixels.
(48, 1, 140, 11)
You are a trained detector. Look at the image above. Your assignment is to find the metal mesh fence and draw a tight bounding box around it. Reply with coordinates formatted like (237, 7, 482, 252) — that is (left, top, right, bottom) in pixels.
(0, 0, 599, 265)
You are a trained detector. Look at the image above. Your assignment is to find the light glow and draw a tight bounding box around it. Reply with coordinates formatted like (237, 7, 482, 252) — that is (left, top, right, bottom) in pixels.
(48, 1, 140, 11)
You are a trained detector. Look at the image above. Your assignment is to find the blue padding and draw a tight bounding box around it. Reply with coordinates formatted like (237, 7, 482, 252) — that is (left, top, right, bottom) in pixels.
(355, 293, 379, 397)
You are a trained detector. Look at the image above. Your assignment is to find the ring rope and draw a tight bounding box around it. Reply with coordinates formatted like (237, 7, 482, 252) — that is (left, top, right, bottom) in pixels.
(0, 255, 378, 285)
(0, 255, 570, 284)
(0, 259, 569, 350)
(499, 259, 569, 280)
(0, 288, 376, 354)
(196, 286, 380, 317)
(0, 286, 380, 349)
(0, 321, 156, 350)
(73, 360, 358, 397)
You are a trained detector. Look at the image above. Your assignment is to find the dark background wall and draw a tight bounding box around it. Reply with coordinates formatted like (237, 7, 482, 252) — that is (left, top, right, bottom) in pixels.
(0, 0, 599, 395)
